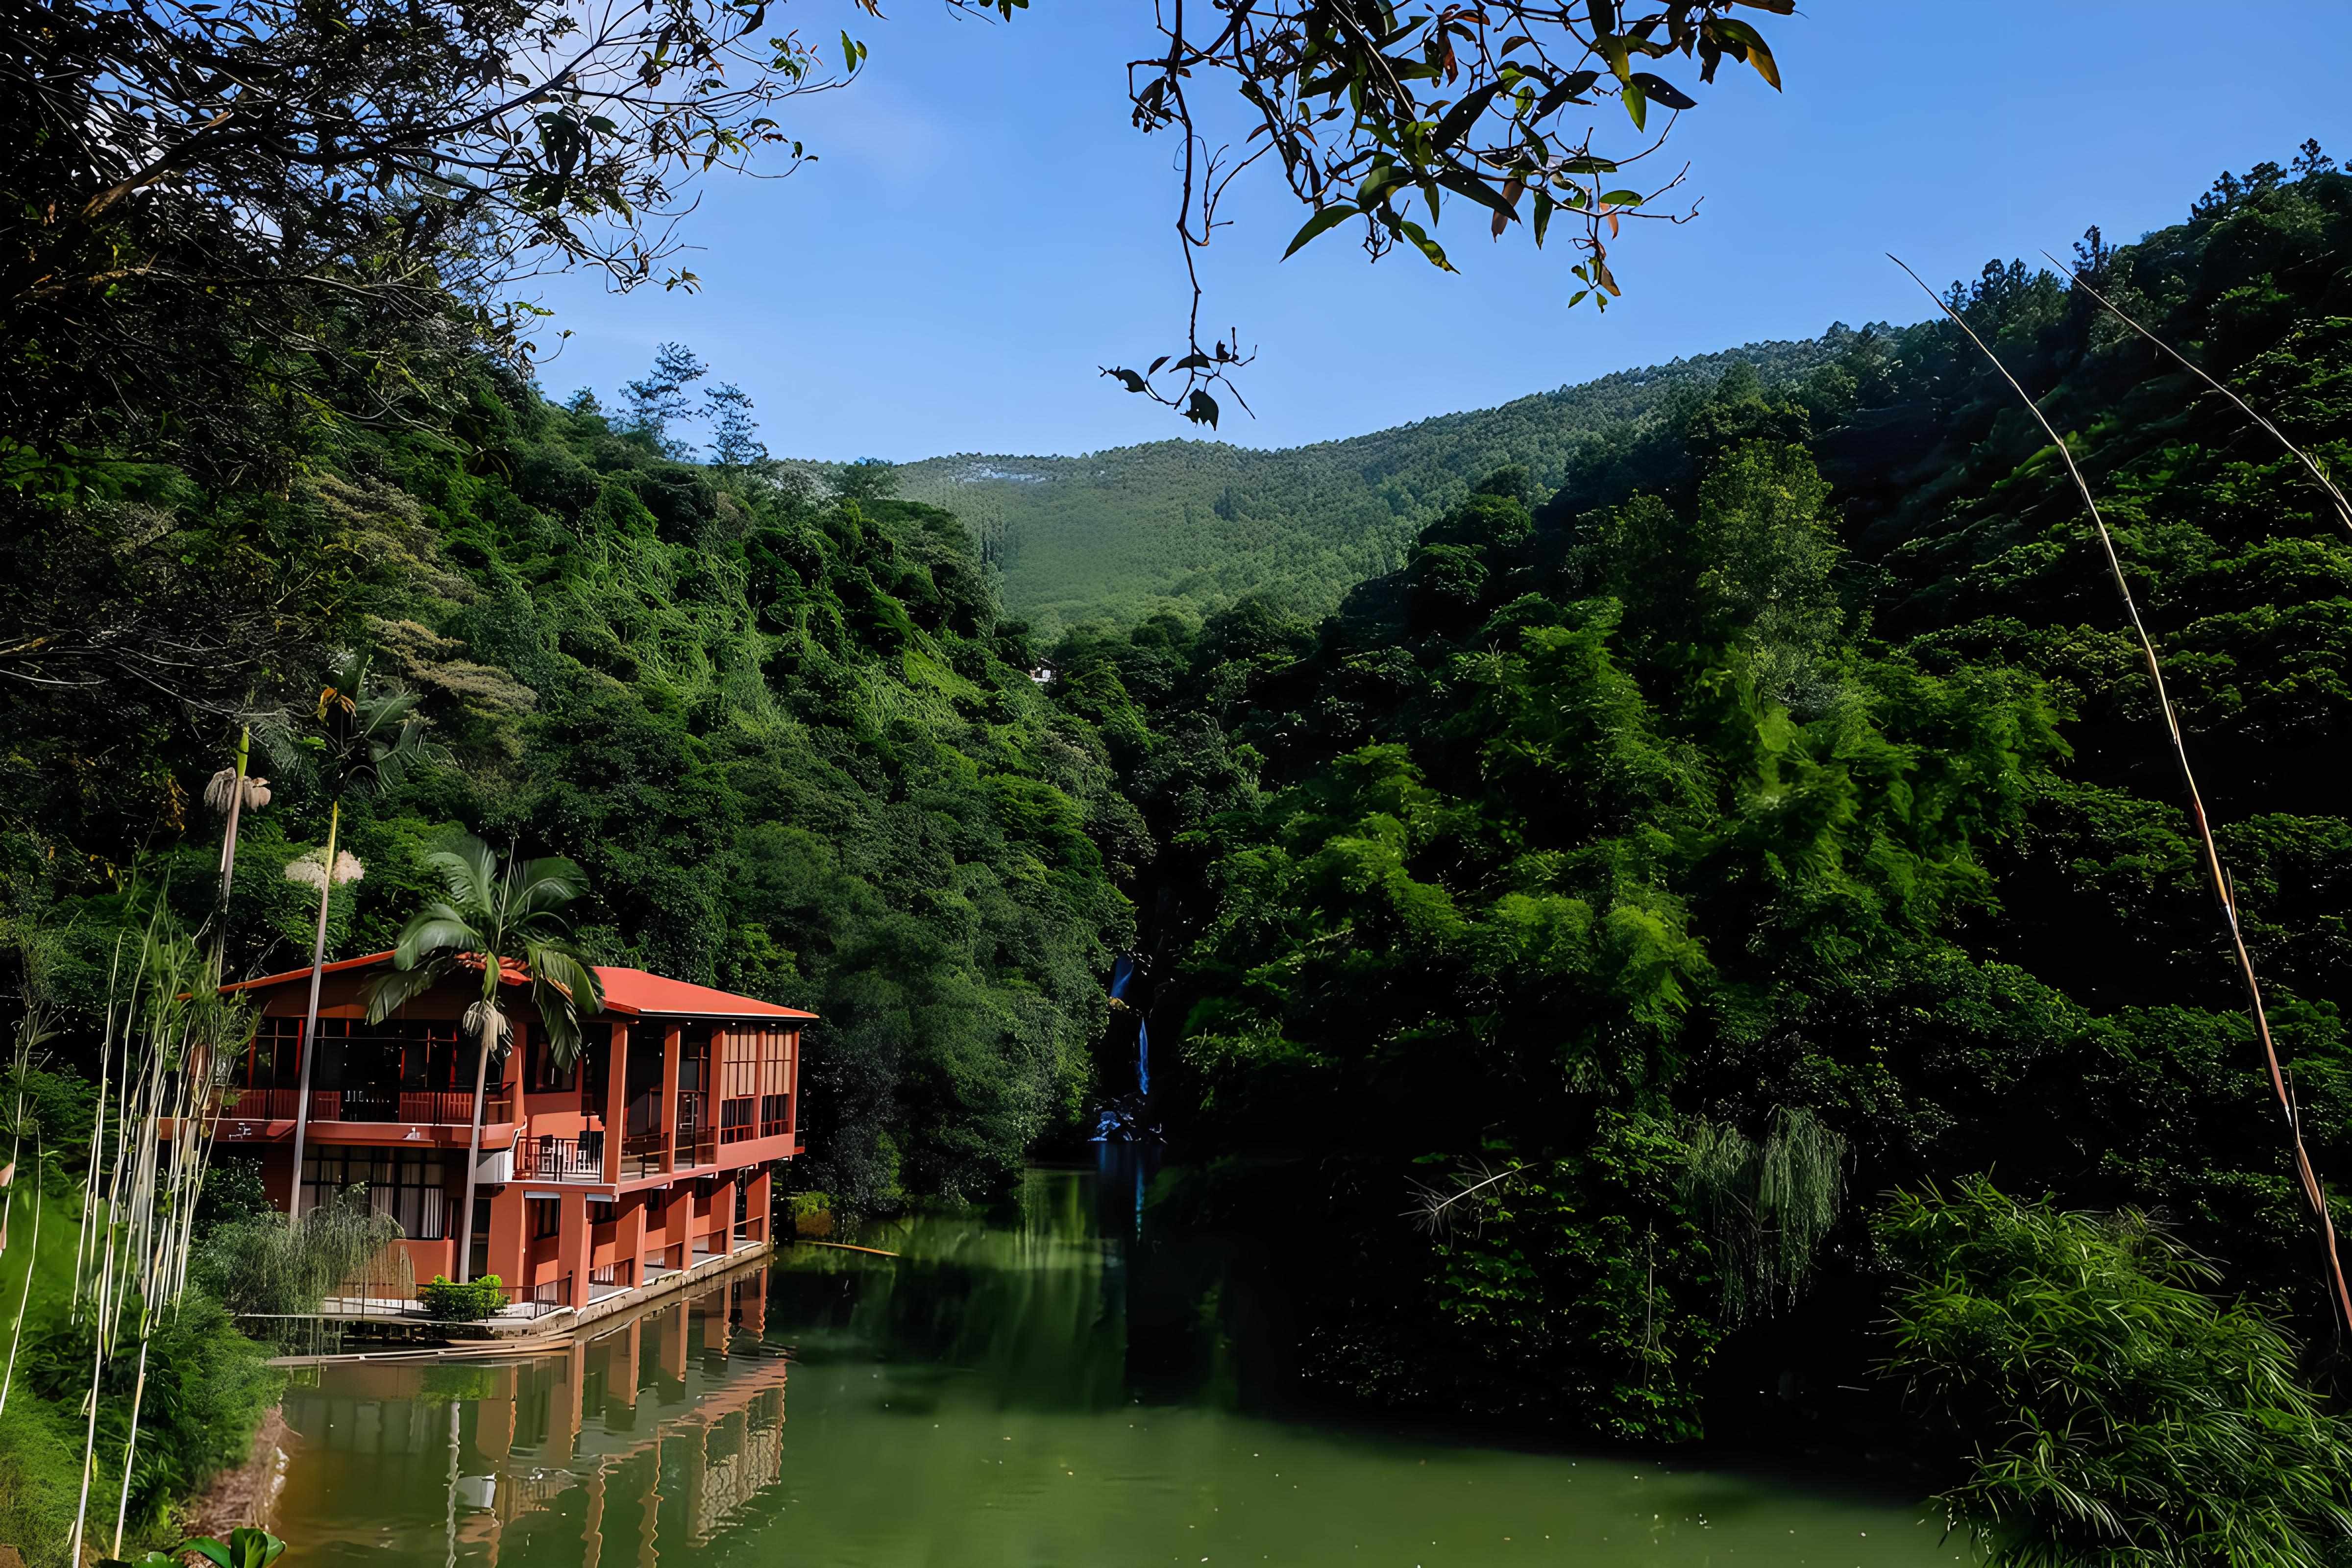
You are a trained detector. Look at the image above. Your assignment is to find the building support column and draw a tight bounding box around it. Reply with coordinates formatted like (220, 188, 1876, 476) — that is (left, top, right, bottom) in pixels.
(557, 1187, 591, 1309)
(602, 1022, 627, 1183)
(616, 1190, 647, 1289)
(486, 1185, 527, 1294)
(745, 1165, 772, 1245)
(662, 1182, 690, 1272)
(659, 1025, 682, 1174)
(708, 1172, 737, 1256)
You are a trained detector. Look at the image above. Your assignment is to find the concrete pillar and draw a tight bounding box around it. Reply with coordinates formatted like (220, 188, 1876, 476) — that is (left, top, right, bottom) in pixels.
(500, 1022, 525, 1125)
(557, 1187, 591, 1308)
(486, 1185, 527, 1293)
(662, 1182, 690, 1271)
(708, 1173, 736, 1256)
(745, 1165, 772, 1245)
(660, 1025, 681, 1173)
(601, 1022, 627, 1182)
(615, 1190, 647, 1288)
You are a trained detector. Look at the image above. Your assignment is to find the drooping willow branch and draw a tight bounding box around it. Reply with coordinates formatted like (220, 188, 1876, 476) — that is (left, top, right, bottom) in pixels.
(1891, 254, 2352, 1333)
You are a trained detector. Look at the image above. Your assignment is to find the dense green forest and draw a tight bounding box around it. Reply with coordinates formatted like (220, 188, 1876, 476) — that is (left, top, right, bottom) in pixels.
(1039, 151, 2352, 1554)
(8, 105, 2352, 1560)
(898, 337, 1842, 637)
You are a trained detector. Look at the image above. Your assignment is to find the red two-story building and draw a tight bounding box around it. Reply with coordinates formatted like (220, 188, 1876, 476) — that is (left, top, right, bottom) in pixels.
(212, 953, 811, 1312)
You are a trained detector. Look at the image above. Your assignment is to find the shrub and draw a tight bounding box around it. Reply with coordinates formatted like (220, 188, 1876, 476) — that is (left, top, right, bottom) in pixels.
(1878, 1176, 2352, 1568)
(420, 1274, 506, 1321)
(191, 1186, 406, 1317)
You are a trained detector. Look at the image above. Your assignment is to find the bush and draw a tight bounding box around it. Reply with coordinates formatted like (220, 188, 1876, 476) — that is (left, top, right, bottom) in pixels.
(191, 1186, 405, 1316)
(420, 1274, 506, 1321)
(1878, 1176, 2352, 1568)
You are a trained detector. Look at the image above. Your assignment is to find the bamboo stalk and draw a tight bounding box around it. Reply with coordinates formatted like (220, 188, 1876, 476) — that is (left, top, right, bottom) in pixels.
(1892, 255, 2352, 1331)
(289, 797, 342, 1219)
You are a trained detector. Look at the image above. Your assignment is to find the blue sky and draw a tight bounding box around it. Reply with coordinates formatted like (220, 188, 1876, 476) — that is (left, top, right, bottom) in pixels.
(529, 0, 2352, 462)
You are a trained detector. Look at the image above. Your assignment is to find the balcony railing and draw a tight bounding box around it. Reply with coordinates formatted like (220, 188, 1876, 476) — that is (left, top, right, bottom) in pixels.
(216, 1086, 513, 1126)
(299, 1273, 572, 1323)
(514, 1133, 606, 1183)
(587, 1260, 636, 1300)
(620, 1131, 665, 1180)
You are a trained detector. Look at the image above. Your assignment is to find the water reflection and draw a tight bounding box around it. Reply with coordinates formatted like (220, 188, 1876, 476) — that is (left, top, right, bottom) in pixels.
(277, 1273, 784, 1565)
(273, 1156, 1968, 1568)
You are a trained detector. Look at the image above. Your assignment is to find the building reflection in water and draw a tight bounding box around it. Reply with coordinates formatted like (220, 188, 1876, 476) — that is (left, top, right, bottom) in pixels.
(277, 1269, 784, 1566)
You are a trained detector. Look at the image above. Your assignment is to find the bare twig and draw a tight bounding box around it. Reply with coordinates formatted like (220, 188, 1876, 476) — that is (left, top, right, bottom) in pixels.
(1403, 1162, 1523, 1236)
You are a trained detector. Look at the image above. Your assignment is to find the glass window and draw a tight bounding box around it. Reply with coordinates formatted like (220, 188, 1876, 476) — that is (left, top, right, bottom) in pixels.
(299, 1145, 448, 1239)
(529, 1198, 561, 1239)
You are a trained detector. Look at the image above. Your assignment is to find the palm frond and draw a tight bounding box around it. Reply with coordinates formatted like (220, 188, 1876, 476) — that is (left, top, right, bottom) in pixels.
(394, 907, 481, 969)
(514, 856, 589, 914)
(423, 836, 498, 914)
(362, 957, 449, 1024)
(524, 941, 605, 1065)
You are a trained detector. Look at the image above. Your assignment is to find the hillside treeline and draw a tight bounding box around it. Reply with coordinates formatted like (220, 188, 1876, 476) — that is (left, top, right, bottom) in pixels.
(9, 114, 2352, 1562)
(1044, 152, 2352, 1556)
(898, 337, 1841, 637)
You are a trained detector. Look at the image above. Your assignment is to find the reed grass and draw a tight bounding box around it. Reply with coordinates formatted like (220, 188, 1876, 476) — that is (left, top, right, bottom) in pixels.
(1892, 254, 2352, 1329)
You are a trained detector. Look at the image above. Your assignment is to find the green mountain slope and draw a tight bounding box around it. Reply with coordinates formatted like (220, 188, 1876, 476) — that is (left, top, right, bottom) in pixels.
(899, 338, 1845, 636)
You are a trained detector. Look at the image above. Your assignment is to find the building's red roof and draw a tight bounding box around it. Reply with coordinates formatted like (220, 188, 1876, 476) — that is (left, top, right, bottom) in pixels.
(592, 968, 815, 1021)
(221, 951, 815, 1021)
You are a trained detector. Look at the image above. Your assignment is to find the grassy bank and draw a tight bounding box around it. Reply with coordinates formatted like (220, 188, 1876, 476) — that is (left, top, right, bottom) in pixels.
(0, 1176, 280, 1566)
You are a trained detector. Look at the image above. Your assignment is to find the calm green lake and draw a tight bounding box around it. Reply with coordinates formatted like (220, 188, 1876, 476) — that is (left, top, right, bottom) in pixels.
(271, 1162, 1967, 1568)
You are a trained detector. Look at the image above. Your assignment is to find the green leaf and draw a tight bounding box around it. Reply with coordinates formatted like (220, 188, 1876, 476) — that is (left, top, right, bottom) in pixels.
(1620, 76, 1646, 131)
(1532, 188, 1554, 247)
(1710, 19, 1781, 89)
(1585, 0, 1617, 38)
(1283, 203, 1359, 259)
(1597, 190, 1643, 207)
(1395, 217, 1455, 271)
(1430, 81, 1504, 149)
(1535, 70, 1601, 117)
(1433, 166, 1516, 219)
(1628, 73, 1697, 111)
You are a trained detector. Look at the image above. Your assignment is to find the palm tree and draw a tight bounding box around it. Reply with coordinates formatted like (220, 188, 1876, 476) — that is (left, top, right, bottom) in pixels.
(286, 650, 432, 1214)
(364, 837, 604, 1284)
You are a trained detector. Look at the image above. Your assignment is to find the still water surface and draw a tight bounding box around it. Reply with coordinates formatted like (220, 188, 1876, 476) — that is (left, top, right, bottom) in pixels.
(273, 1162, 1966, 1568)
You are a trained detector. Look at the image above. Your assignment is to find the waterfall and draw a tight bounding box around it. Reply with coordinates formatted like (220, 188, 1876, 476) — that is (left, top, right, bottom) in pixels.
(1092, 954, 1157, 1142)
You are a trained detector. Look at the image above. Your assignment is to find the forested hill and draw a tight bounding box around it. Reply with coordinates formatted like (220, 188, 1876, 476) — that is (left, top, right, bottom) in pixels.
(1039, 149, 2352, 1539)
(899, 337, 1842, 635)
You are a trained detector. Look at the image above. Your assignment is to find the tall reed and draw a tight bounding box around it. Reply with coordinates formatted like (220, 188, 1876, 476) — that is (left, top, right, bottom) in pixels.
(1892, 256, 2352, 1329)
(62, 897, 254, 1561)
